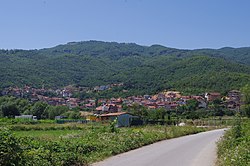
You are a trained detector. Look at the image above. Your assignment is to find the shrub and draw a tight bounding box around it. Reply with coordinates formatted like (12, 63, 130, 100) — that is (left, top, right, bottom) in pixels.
(0, 128, 22, 165)
(1, 123, 207, 165)
(217, 119, 250, 166)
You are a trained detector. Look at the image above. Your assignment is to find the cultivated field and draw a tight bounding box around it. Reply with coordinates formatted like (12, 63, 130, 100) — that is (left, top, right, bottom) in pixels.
(1, 121, 208, 166)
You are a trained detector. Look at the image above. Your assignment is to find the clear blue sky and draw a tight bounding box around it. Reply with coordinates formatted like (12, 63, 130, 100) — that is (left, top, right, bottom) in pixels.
(1, 0, 250, 50)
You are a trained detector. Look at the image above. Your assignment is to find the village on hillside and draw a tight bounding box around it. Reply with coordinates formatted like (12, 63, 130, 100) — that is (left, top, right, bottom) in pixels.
(1, 84, 242, 120)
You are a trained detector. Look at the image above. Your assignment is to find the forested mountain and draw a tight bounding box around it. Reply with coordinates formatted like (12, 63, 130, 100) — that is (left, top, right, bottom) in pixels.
(0, 41, 250, 95)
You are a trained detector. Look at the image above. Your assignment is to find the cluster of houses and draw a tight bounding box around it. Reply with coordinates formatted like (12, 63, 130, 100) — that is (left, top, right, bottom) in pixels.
(1, 86, 242, 114)
(3, 85, 242, 127)
(91, 90, 241, 113)
(1, 86, 79, 108)
(84, 90, 241, 126)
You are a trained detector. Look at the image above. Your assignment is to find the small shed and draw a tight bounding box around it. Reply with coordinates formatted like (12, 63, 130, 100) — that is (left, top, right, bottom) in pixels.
(100, 112, 139, 127)
(15, 115, 37, 121)
(55, 115, 67, 120)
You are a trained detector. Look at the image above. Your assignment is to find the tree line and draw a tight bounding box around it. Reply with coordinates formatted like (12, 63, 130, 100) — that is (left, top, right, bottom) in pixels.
(0, 96, 80, 120)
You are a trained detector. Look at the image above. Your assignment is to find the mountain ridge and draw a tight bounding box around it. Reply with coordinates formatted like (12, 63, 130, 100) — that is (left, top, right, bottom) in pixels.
(0, 41, 250, 95)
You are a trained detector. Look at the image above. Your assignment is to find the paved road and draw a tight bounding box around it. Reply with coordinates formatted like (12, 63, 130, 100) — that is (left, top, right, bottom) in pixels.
(92, 129, 226, 166)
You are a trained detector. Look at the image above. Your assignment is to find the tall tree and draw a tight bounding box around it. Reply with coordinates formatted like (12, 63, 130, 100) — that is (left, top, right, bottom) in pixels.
(30, 101, 48, 119)
(241, 84, 250, 117)
(45, 105, 68, 119)
(186, 99, 199, 111)
(0, 102, 20, 118)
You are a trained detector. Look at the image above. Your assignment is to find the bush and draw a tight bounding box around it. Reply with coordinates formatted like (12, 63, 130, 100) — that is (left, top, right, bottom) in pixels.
(0, 128, 88, 166)
(217, 119, 250, 166)
(0, 128, 22, 165)
(1, 123, 206, 165)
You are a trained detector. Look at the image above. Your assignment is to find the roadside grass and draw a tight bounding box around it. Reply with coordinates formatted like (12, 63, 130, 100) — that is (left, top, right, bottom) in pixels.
(1, 124, 207, 166)
(217, 118, 250, 166)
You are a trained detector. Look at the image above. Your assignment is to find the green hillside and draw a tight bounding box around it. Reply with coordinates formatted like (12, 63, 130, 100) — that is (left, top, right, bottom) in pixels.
(189, 47, 250, 65)
(0, 41, 250, 95)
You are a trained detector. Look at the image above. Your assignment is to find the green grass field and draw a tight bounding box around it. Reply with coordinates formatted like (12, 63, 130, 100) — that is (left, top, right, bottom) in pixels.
(1, 122, 209, 166)
(14, 130, 83, 140)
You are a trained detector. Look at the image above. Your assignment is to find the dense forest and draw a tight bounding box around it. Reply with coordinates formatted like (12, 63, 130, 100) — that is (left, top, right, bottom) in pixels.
(0, 41, 250, 95)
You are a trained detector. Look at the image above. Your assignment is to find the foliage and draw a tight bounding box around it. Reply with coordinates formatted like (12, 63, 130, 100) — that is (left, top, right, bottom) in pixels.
(147, 108, 167, 121)
(0, 123, 206, 165)
(8, 123, 85, 131)
(128, 103, 148, 118)
(1, 41, 250, 96)
(29, 101, 49, 119)
(0, 128, 22, 166)
(0, 102, 20, 118)
(45, 105, 68, 119)
(109, 118, 118, 133)
(61, 111, 81, 119)
(241, 84, 250, 117)
(0, 96, 31, 118)
(217, 118, 250, 166)
(186, 99, 199, 111)
(0, 96, 76, 120)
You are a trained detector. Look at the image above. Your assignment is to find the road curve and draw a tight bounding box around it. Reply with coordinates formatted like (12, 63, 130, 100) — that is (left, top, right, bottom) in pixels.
(92, 129, 226, 166)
